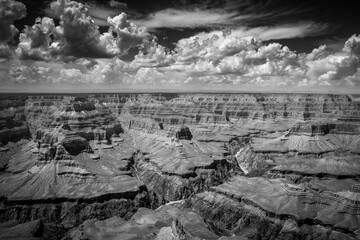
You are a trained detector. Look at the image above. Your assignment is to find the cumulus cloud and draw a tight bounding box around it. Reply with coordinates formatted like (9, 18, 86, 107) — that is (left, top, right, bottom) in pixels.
(171, 31, 304, 78)
(175, 34, 261, 65)
(103, 13, 149, 56)
(16, 17, 55, 60)
(17, 0, 150, 59)
(0, 0, 26, 42)
(45, 0, 129, 26)
(13, 28, 360, 90)
(0, 44, 11, 58)
(10, 57, 135, 84)
(50, 0, 112, 58)
(305, 35, 360, 86)
(170, 31, 360, 88)
(6, 0, 360, 92)
(0, 0, 26, 59)
(133, 40, 174, 67)
(306, 45, 328, 61)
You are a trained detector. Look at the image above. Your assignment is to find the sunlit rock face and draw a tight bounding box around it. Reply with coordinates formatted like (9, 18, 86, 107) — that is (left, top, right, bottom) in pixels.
(0, 93, 360, 239)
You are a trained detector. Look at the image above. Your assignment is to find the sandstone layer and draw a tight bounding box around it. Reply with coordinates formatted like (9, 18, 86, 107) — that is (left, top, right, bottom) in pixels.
(0, 93, 359, 239)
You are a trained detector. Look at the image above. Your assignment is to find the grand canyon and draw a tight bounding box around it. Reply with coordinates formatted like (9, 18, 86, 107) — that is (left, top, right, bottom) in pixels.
(0, 92, 359, 239)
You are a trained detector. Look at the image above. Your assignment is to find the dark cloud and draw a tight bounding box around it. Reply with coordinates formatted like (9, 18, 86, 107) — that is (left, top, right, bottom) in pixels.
(0, 0, 26, 43)
(0, 44, 11, 58)
(16, 0, 150, 59)
(0, 0, 26, 59)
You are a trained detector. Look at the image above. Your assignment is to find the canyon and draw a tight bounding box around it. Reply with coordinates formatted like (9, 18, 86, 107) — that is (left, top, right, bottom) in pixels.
(0, 92, 359, 239)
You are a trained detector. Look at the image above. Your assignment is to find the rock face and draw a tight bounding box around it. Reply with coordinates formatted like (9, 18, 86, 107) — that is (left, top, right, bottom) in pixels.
(175, 125, 193, 140)
(64, 204, 217, 240)
(0, 95, 29, 145)
(0, 93, 360, 239)
(0, 219, 44, 240)
(60, 133, 89, 155)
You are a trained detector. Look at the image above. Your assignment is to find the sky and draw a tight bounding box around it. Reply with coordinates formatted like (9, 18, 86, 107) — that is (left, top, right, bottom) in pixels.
(1, 0, 360, 93)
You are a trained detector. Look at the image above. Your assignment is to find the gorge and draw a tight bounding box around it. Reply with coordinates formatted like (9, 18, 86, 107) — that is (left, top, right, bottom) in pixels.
(0, 92, 360, 240)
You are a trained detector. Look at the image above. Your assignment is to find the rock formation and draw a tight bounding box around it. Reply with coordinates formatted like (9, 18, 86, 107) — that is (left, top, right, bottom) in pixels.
(0, 93, 359, 239)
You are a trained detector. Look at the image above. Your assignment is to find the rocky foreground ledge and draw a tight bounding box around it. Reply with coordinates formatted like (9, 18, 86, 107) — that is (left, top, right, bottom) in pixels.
(0, 93, 359, 239)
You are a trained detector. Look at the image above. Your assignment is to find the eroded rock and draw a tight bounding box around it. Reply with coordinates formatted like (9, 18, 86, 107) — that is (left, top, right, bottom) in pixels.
(1, 93, 360, 240)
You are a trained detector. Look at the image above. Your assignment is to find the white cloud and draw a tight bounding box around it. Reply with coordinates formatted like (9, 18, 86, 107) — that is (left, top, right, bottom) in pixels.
(49, 0, 112, 58)
(105, 13, 149, 56)
(179, 22, 329, 43)
(173, 33, 304, 78)
(132, 8, 247, 29)
(0, 0, 26, 43)
(16, 17, 55, 60)
(133, 40, 174, 67)
(6, 0, 360, 93)
(17, 0, 149, 59)
(306, 45, 328, 61)
(0, 0, 26, 59)
(306, 35, 360, 84)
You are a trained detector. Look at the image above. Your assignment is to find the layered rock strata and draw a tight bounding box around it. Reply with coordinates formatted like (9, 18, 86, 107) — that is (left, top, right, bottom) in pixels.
(0, 93, 359, 239)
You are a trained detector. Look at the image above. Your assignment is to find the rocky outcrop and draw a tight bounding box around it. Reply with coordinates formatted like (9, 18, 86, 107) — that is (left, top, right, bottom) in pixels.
(187, 191, 359, 239)
(0, 219, 44, 240)
(0, 134, 149, 237)
(60, 133, 89, 155)
(129, 129, 235, 206)
(1, 93, 360, 240)
(0, 198, 144, 230)
(0, 96, 30, 145)
(175, 125, 193, 140)
(290, 121, 360, 136)
(269, 154, 360, 178)
(24, 95, 123, 142)
(64, 205, 218, 240)
(210, 176, 360, 233)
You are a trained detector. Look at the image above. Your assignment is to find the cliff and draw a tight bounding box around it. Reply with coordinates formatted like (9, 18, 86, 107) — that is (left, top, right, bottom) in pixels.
(0, 92, 359, 239)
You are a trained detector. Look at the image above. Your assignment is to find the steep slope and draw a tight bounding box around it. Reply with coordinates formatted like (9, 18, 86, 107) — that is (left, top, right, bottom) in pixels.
(0, 92, 359, 239)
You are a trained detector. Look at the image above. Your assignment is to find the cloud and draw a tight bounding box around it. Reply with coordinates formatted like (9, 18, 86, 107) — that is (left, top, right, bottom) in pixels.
(0, 0, 26, 43)
(50, 0, 149, 58)
(10, 57, 135, 84)
(306, 45, 328, 61)
(104, 13, 149, 56)
(133, 40, 174, 67)
(170, 31, 304, 78)
(175, 33, 261, 65)
(5, 0, 360, 92)
(50, 0, 111, 58)
(0, 44, 11, 59)
(182, 22, 329, 43)
(0, 0, 26, 59)
(17, 0, 150, 59)
(215, 42, 304, 77)
(109, 0, 127, 9)
(306, 35, 360, 85)
(343, 34, 360, 57)
(45, 0, 133, 27)
(132, 8, 247, 29)
(16, 17, 55, 60)
(12, 30, 360, 91)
